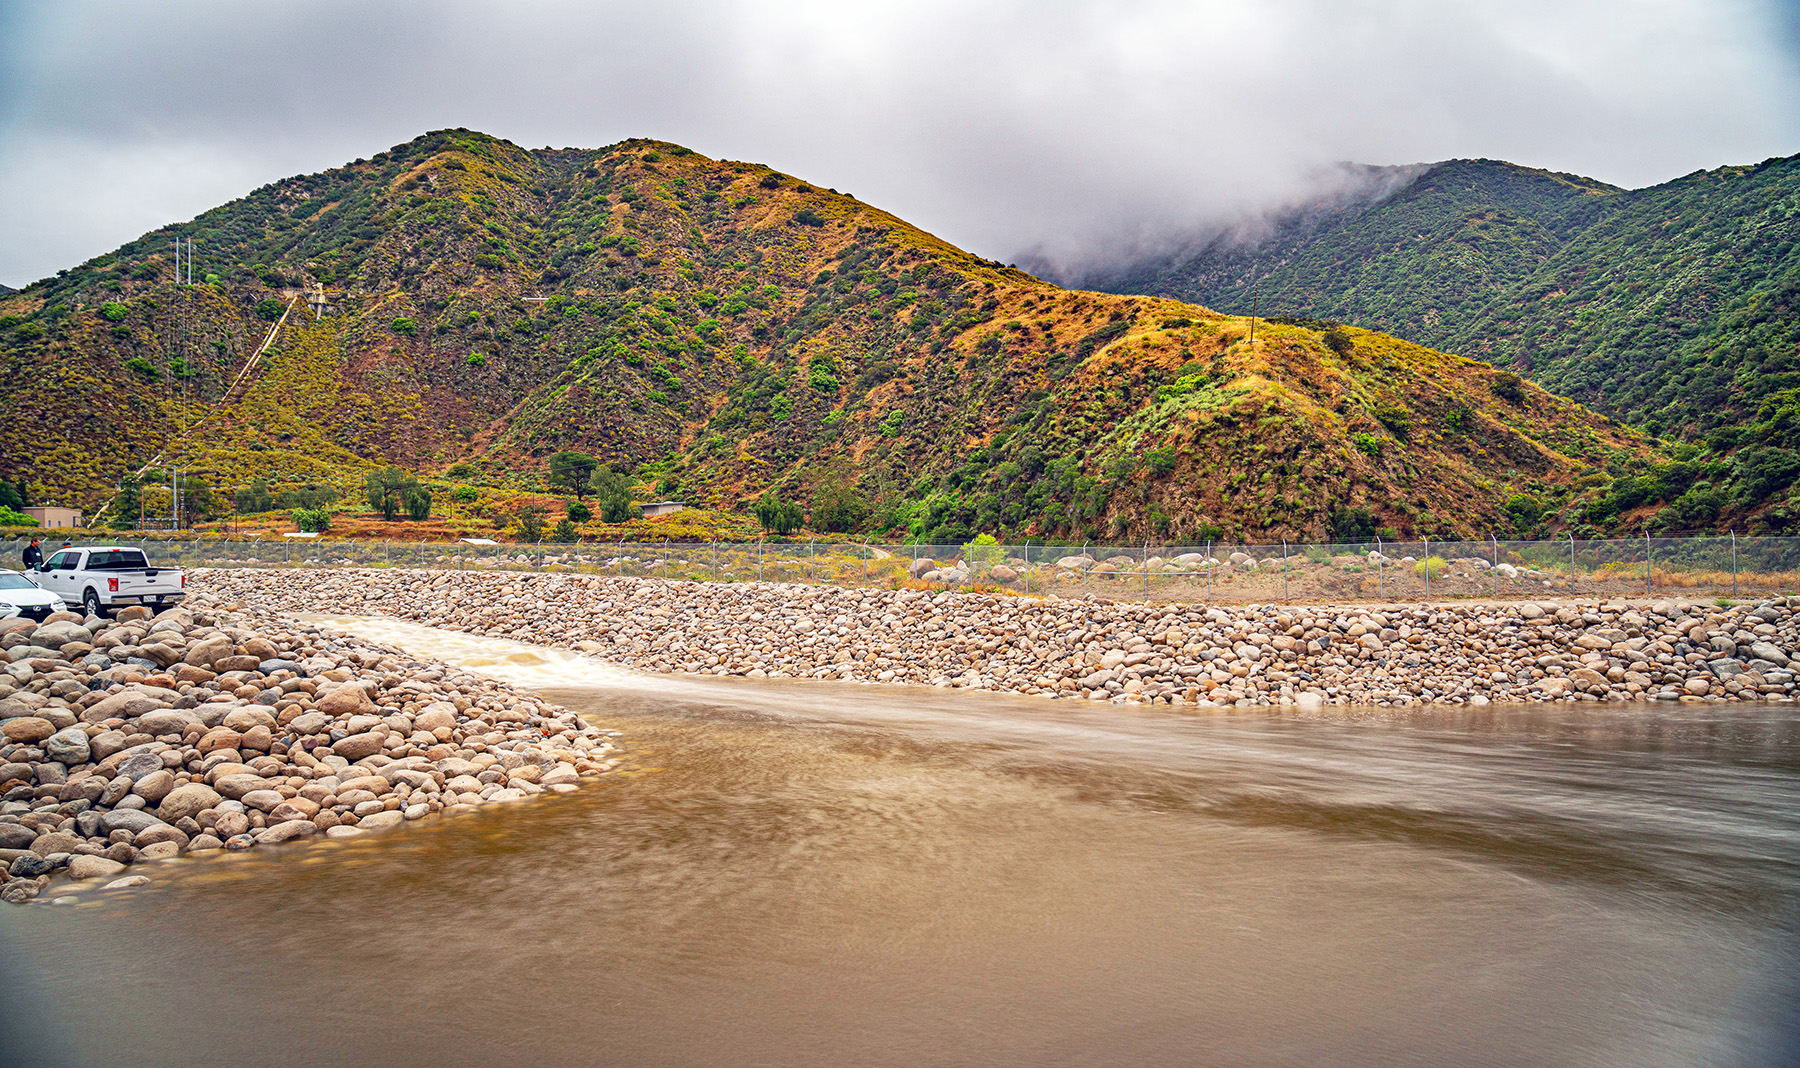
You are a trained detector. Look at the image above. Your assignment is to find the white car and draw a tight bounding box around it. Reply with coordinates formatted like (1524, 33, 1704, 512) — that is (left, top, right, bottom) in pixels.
(0, 569, 69, 623)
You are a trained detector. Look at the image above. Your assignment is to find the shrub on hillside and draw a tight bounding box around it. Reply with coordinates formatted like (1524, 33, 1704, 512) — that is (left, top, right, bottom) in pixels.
(292, 507, 331, 533)
(963, 533, 1003, 566)
(1329, 505, 1378, 543)
(1492, 372, 1526, 404)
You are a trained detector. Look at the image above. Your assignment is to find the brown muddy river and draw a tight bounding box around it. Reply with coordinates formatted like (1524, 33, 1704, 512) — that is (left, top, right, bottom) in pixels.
(3, 617, 1799, 1068)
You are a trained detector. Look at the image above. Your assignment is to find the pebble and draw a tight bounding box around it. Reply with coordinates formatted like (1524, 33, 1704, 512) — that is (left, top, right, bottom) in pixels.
(197, 570, 1800, 711)
(0, 591, 618, 903)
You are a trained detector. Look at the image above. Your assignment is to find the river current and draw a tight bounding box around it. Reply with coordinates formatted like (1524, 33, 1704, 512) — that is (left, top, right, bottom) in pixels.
(3, 616, 1798, 1067)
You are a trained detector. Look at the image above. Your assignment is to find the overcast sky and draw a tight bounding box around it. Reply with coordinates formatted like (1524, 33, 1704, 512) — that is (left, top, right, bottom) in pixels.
(2, 0, 1797, 288)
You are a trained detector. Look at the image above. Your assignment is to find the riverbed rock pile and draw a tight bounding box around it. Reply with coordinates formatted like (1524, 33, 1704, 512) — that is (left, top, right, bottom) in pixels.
(0, 593, 618, 905)
(201, 569, 1800, 711)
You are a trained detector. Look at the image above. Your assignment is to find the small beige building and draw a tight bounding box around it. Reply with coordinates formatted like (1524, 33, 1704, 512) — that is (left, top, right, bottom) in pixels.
(642, 501, 686, 518)
(23, 506, 83, 529)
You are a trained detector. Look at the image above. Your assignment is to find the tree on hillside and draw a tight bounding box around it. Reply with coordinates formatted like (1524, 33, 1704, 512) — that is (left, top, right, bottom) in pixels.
(110, 476, 142, 529)
(0, 478, 28, 511)
(365, 467, 423, 521)
(176, 475, 221, 525)
(752, 489, 803, 535)
(590, 465, 638, 523)
(236, 477, 274, 514)
(808, 477, 869, 533)
(401, 481, 433, 521)
(549, 451, 599, 498)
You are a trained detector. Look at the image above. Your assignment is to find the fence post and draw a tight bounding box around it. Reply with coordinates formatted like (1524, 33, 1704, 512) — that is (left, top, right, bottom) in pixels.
(712, 540, 718, 579)
(1206, 539, 1213, 604)
(758, 540, 764, 583)
(1645, 529, 1652, 596)
(1492, 534, 1499, 598)
(1569, 532, 1576, 585)
(384, 540, 390, 567)
(662, 538, 670, 581)
(1376, 535, 1383, 600)
(1144, 541, 1150, 603)
(1731, 529, 1738, 599)
(1282, 538, 1289, 603)
(809, 538, 815, 583)
(1423, 534, 1430, 600)
(618, 538, 624, 579)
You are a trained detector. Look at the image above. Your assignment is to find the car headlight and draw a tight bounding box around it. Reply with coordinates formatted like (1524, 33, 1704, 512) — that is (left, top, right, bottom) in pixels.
(50, 599, 67, 612)
(0, 602, 16, 619)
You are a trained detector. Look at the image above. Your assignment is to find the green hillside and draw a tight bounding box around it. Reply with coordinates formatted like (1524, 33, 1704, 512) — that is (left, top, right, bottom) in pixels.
(1113, 160, 1621, 348)
(1110, 153, 1800, 530)
(0, 130, 1660, 541)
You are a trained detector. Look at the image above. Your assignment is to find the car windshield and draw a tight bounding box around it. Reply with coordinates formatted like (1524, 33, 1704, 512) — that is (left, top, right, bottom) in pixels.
(0, 572, 37, 590)
(85, 550, 150, 571)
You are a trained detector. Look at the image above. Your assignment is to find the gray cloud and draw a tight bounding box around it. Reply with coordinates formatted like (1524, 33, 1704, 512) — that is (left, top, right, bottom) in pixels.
(1, 0, 1796, 287)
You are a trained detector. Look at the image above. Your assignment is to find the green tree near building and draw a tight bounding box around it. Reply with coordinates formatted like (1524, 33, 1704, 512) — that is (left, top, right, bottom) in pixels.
(109, 476, 141, 529)
(753, 489, 803, 535)
(0, 478, 30, 511)
(591, 465, 638, 523)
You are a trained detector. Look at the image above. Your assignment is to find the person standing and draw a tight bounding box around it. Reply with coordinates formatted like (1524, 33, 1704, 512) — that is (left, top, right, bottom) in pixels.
(20, 537, 42, 570)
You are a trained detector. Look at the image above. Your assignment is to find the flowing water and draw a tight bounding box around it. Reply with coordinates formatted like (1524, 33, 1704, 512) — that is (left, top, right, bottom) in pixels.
(4, 617, 1800, 1068)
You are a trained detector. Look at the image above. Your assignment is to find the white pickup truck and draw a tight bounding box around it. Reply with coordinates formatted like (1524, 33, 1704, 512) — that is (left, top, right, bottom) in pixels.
(32, 545, 187, 618)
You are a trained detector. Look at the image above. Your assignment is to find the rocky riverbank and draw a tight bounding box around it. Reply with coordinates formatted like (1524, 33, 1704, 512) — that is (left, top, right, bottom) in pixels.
(0, 592, 619, 906)
(201, 568, 1800, 708)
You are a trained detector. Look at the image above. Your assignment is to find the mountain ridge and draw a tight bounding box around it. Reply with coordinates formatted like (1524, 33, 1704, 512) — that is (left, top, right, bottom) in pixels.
(0, 129, 1660, 541)
(1106, 152, 1800, 438)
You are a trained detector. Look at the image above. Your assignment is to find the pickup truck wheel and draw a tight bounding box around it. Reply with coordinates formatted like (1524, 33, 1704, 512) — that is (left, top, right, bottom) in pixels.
(82, 588, 105, 619)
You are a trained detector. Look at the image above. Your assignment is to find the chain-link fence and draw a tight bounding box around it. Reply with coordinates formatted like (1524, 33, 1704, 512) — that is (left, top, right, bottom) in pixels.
(4, 533, 1797, 605)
